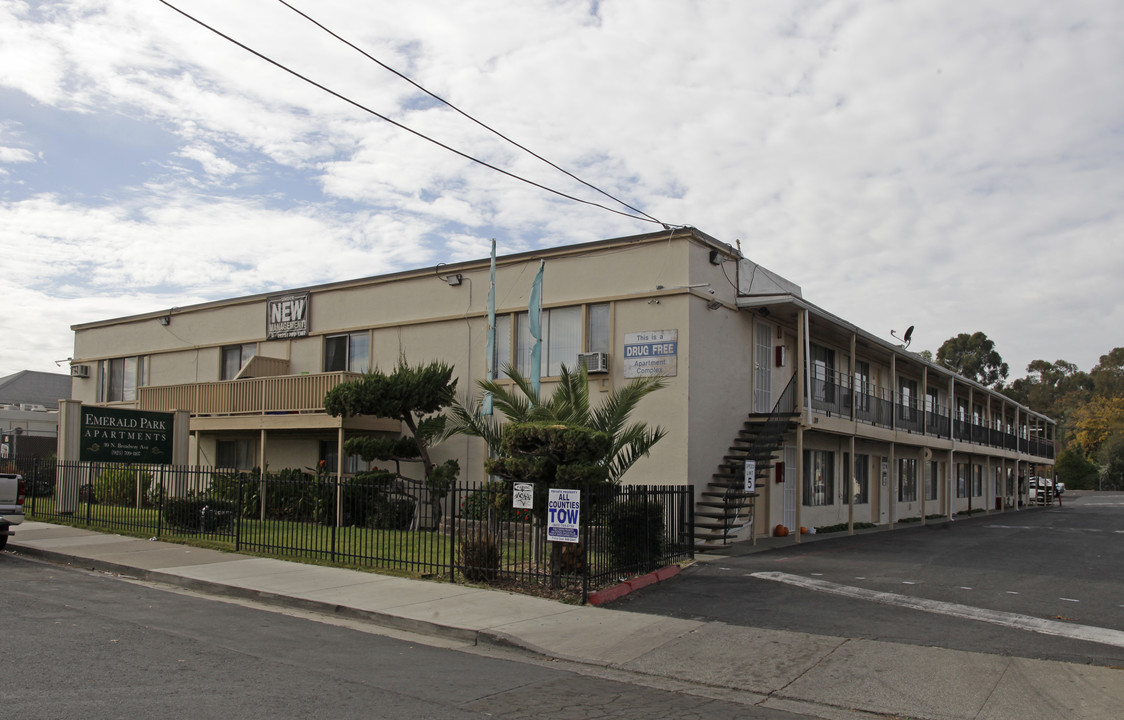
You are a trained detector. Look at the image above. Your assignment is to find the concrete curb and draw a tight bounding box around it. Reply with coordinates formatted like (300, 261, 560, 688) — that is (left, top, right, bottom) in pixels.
(586, 563, 680, 605)
(10, 543, 483, 644)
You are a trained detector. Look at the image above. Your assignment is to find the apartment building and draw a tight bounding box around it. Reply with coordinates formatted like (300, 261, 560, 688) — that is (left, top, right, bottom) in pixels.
(68, 228, 1055, 543)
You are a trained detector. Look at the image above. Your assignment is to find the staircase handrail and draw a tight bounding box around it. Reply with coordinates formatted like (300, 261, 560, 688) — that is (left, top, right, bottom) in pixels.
(721, 371, 799, 542)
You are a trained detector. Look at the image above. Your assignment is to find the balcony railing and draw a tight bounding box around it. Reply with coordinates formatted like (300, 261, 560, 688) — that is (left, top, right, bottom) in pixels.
(855, 384, 893, 428)
(925, 404, 950, 438)
(896, 398, 924, 434)
(138, 372, 363, 416)
(811, 368, 851, 417)
(805, 377, 1053, 460)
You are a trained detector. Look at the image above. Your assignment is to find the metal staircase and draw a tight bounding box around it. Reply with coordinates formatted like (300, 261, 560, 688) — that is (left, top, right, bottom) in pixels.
(695, 374, 798, 549)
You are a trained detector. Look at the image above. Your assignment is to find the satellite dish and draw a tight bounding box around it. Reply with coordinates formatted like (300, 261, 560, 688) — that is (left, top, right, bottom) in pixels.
(891, 325, 915, 349)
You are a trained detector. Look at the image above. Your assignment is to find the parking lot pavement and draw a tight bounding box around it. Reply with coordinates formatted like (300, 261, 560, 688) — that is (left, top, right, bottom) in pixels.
(616, 494, 1124, 667)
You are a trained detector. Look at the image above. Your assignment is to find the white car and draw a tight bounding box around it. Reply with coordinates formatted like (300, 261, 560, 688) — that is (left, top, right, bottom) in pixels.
(1028, 477, 1056, 504)
(0, 472, 25, 551)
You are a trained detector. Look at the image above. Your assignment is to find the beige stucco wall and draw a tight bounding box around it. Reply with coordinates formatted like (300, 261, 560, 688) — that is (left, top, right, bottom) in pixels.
(69, 231, 718, 487)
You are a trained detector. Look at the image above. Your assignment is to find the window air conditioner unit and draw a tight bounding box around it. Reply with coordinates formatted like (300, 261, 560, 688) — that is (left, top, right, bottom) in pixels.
(70, 364, 90, 378)
(578, 352, 609, 374)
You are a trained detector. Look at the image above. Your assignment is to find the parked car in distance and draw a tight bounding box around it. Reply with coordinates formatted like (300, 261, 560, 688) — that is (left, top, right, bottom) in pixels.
(0, 472, 25, 551)
(1028, 476, 1056, 504)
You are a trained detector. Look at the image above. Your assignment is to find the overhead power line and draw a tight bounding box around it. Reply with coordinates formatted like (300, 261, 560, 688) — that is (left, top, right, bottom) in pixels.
(273, 0, 665, 227)
(156, 0, 669, 227)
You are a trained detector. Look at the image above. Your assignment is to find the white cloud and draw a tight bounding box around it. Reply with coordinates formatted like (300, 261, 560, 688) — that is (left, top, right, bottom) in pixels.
(1, 0, 1122, 379)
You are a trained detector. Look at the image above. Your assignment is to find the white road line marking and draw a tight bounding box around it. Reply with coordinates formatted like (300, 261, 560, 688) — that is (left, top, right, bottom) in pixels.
(960, 587, 973, 590)
(902, 581, 915, 585)
(750, 571, 1124, 650)
(1007, 591, 1019, 595)
(811, 573, 823, 576)
(1060, 598, 1080, 603)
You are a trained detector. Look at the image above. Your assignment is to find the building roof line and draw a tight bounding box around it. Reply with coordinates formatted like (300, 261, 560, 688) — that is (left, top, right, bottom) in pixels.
(736, 294, 1053, 425)
(73, 227, 735, 331)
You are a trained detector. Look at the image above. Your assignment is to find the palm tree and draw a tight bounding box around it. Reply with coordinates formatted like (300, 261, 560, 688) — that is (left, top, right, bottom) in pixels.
(446, 364, 668, 483)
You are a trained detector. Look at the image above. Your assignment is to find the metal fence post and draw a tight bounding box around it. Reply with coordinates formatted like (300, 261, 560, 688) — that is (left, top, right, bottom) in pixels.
(449, 482, 458, 583)
(581, 490, 591, 605)
(687, 484, 695, 559)
(156, 468, 164, 539)
(235, 474, 243, 552)
(330, 475, 338, 563)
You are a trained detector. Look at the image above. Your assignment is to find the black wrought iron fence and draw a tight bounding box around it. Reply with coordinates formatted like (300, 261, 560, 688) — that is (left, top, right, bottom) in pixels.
(21, 458, 693, 603)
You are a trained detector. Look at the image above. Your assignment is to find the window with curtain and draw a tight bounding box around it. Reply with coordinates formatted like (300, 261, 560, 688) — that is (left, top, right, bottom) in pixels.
(854, 360, 870, 411)
(811, 344, 835, 403)
(899, 378, 918, 421)
(319, 440, 366, 474)
(216, 439, 255, 470)
(956, 463, 969, 498)
(221, 343, 257, 380)
(851, 453, 869, 504)
(927, 460, 939, 501)
(802, 449, 834, 506)
(98, 356, 146, 402)
(898, 458, 917, 502)
(514, 304, 605, 378)
(324, 332, 370, 373)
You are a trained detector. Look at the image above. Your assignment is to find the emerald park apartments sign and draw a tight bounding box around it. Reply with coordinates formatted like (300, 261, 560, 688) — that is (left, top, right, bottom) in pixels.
(80, 405, 174, 464)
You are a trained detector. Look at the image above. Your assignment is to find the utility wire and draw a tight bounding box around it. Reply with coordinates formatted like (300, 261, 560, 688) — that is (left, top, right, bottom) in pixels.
(156, 0, 665, 226)
(272, 0, 665, 226)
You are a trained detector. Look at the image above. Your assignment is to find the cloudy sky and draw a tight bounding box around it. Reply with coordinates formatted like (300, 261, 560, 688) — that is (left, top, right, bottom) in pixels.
(2, 0, 1121, 381)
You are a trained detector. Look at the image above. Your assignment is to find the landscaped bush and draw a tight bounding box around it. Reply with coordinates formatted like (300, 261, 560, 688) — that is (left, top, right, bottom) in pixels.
(459, 533, 500, 582)
(163, 497, 237, 533)
(459, 481, 532, 523)
(606, 499, 665, 573)
(92, 465, 153, 506)
(368, 495, 416, 530)
(814, 522, 877, 534)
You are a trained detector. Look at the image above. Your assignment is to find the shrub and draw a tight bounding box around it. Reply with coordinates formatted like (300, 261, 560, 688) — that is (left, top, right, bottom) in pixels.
(813, 522, 877, 534)
(368, 495, 416, 530)
(163, 497, 237, 533)
(459, 481, 532, 523)
(93, 465, 153, 506)
(459, 534, 501, 582)
(607, 499, 665, 573)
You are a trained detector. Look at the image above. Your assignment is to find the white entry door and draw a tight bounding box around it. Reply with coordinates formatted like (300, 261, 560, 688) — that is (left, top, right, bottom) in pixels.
(754, 322, 773, 413)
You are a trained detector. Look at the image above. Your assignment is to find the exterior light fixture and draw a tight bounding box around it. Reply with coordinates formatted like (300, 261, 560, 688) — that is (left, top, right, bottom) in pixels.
(159, 316, 171, 326)
(445, 274, 463, 286)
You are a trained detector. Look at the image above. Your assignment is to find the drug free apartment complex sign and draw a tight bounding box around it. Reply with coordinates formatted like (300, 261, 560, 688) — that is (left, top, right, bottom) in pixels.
(80, 405, 174, 464)
(623, 329, 678, 378)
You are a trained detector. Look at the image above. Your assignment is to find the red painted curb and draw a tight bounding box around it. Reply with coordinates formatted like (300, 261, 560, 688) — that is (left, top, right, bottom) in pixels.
(587, 564, 681, 606)
(627, 574, 657, 591)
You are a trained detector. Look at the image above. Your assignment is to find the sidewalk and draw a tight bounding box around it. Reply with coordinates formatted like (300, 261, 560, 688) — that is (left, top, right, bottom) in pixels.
(9, 520, 1123, 720)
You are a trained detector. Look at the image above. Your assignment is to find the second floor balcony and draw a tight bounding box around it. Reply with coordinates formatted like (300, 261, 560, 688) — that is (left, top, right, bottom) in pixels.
(137, 371, 362, 417)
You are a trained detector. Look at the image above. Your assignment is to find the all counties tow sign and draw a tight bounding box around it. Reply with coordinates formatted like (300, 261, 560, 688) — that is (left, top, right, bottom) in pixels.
(80, 405, 175, 464)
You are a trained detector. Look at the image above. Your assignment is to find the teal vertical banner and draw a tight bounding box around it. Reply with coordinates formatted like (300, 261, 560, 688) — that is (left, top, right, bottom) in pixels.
(484, 239, 497, 416)
(529, 260, 544, 401)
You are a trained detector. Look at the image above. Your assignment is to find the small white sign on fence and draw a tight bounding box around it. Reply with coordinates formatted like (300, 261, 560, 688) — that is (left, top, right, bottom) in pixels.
(513, 482, 534, 510)
(547, 488, 580, 543)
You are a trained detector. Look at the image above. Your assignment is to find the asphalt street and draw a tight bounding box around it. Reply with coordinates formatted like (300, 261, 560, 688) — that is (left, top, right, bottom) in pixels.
(4, 554, 809, 720)
(614, 492, 1124, 667)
